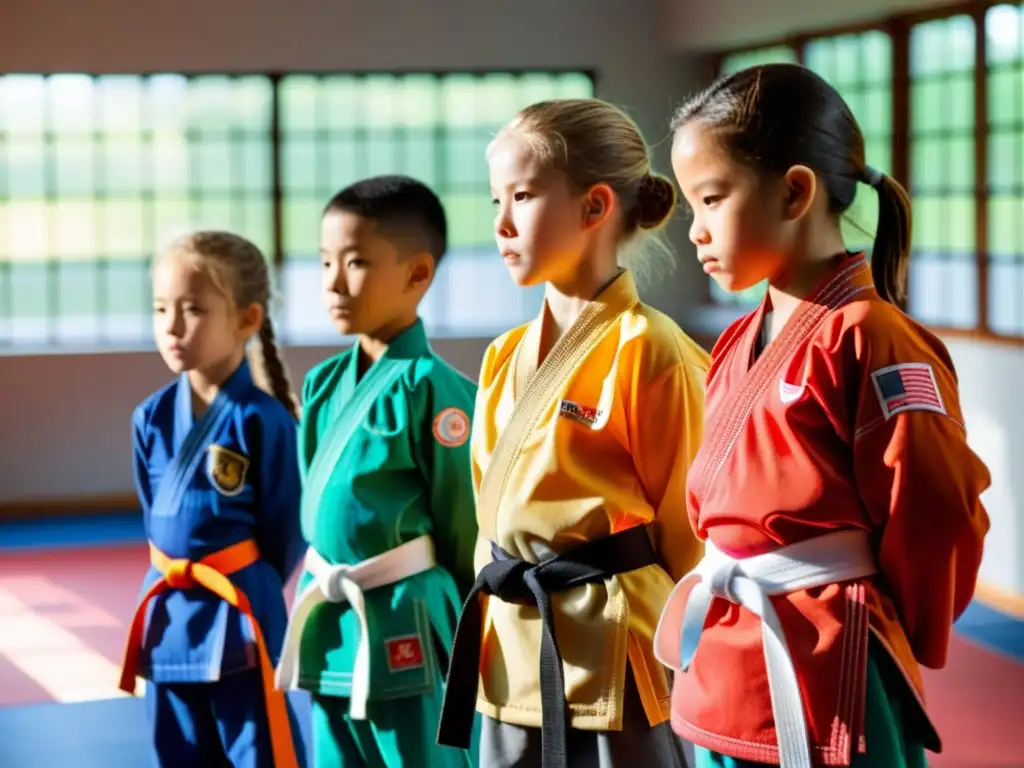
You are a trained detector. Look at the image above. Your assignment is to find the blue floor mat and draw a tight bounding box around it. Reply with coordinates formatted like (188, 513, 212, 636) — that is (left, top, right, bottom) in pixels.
(0, 512, 145, 551)
(0, 692, 312, 767)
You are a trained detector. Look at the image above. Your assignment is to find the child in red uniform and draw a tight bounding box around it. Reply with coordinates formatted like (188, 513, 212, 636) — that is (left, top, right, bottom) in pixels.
(654, 63, 991, 768)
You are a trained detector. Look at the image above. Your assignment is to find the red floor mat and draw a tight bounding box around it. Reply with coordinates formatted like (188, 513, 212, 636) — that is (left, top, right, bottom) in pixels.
(1, 544, 1021, 765)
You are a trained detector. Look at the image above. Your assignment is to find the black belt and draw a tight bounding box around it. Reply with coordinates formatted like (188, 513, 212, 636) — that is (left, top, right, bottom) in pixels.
(436, 524, 658, 768)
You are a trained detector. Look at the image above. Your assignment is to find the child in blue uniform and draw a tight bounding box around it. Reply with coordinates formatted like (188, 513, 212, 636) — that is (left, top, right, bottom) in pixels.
(119, 230, 307, 768)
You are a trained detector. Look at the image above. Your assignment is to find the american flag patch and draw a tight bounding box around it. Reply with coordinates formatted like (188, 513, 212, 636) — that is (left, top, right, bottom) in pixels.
(870, 363, 946, 420)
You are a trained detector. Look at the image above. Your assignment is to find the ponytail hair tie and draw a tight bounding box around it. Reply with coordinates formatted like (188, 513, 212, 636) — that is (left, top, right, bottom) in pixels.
(862, 166, 884, 188)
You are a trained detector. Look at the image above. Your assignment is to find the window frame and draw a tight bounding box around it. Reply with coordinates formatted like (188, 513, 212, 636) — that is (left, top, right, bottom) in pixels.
(704, 2, 1024, 345)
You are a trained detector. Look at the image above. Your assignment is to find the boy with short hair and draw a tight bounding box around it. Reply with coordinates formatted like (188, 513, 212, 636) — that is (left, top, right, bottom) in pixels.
(275, 175, 479, 768)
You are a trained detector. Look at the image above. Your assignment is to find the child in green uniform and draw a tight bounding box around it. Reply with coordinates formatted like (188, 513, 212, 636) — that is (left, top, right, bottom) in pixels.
(274, 175, 480, 768)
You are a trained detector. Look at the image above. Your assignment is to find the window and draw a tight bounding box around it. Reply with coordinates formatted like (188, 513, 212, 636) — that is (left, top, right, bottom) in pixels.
(277, 71, 594, 342)
(712, 45, 798, 309)
(907, 15, 978, 328)
(805, 31, 893, 253)
(0, 74, 273, 348)
(986, 3, 1024, 336)
(0, 70, 595, 350)
(708, 5, 1024, 341)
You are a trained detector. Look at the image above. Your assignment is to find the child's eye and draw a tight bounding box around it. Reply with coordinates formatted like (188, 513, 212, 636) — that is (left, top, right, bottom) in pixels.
(347, 259, 367, 268)
(513, 191, 532, 202)
(703, 195, 722, 207)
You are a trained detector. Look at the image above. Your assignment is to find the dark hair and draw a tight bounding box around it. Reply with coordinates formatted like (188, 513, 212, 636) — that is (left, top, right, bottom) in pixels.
(324, 175, 448, 266)
(672, 63, 912, 307)
(165, 231, 299, 420)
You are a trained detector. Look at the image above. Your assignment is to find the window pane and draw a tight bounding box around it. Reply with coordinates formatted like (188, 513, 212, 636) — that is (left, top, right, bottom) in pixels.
(277, 71, 595, 341)
(908, 15, 978, 329)
(8, 139, 46, 198)
(986, 3, 1024, 335)
(0, 74, 274, 348)
(282, 196, 323, 259)
(55, 140, 96, 196)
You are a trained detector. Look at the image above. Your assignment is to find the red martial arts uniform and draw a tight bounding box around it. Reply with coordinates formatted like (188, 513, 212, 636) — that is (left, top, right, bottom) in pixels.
(659, 254, 991, 766)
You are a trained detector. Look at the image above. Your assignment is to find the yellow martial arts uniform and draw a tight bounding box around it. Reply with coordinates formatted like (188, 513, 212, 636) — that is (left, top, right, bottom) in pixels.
(441, 269, 709, 745)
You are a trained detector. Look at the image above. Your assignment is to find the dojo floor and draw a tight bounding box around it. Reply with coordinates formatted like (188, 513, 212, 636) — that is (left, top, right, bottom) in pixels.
(1, 514, 1022, 767)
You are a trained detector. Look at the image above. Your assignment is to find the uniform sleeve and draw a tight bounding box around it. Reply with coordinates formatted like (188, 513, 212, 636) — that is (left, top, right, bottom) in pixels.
(252, 408, 307, 583)
(131, 406, 153, 516)
(413, 376, 479, 599)
(631, 362, 707, 582)
(848, 323, 991, 669)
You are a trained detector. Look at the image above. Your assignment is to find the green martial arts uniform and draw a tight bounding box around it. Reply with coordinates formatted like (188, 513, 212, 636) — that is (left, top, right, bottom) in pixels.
(292, 319, 480, 768)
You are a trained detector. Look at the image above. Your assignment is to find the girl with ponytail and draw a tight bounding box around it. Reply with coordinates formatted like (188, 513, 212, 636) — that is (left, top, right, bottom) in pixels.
(653, 64, 990, 768)
(120, 230, 305, 767)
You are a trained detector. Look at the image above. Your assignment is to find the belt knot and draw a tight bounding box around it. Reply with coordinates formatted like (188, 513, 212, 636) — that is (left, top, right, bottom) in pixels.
(705, 560, 742, 604)
(318, 564, 354, 603)
(164, 559, 195, 589)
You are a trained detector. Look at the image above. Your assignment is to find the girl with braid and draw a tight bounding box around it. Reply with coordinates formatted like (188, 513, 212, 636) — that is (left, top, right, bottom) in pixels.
(119, 230, 308, 768)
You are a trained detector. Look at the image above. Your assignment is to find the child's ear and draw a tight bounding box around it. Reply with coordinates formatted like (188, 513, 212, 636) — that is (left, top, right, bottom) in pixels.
(238, 302, 264, 338)
(581, 183, 615, 231)
(782, 165, 817, 221)
(407, 252, 435, 292)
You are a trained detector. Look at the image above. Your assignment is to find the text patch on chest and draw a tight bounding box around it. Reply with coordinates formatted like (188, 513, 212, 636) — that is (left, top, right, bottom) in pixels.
(558, 400, 602, 428)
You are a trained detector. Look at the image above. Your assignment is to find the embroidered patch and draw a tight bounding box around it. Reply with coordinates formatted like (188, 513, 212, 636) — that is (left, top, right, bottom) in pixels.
(558, 400, 602, 428)
(432, 407, 470, 447)
(206, 445, 249, 496)
(870, 363, 946, 420)
(385, 636, 425, 672)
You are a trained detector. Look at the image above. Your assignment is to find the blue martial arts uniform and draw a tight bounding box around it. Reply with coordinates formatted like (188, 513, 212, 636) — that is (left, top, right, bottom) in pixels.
(130, 359, 307, 767)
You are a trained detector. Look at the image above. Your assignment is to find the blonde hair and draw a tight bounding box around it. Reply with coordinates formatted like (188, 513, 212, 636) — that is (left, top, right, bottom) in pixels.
(488, 98, 678, 269)
(161, 231, 299, 420)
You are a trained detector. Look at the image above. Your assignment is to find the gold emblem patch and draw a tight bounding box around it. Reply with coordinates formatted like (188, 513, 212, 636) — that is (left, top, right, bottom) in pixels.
(206, 445, 249, 496)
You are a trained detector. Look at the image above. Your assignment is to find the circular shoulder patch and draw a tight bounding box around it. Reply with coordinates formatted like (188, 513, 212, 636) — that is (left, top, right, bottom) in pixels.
(432, 407, 470, 448)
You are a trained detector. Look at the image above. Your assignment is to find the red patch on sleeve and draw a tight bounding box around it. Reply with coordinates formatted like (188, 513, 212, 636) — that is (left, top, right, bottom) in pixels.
(385, 636, 425, 672)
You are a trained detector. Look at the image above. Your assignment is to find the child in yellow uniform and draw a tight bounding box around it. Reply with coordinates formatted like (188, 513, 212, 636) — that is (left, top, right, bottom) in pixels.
(436, 98, 708, 768)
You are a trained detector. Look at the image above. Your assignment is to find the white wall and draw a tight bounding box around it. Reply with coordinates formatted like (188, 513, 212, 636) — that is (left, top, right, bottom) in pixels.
(943, 339, 1024, 596)
(0, 0, 1021, 601)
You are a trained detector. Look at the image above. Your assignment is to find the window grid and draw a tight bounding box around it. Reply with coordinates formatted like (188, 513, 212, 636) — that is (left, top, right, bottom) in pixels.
(0, 70, 595, 350)
(906, 15, 979, 329)
(986, 2, 1024, 335)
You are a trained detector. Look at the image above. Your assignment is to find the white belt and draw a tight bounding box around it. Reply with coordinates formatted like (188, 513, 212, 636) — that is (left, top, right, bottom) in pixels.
(653, 529, 878, 768)
(274, 535, 437, 719)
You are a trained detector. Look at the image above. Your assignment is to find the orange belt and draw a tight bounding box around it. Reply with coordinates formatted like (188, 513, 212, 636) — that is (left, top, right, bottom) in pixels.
(119, 539, 298, 768)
